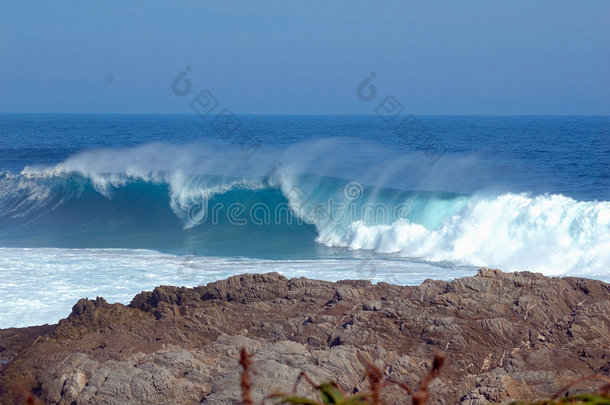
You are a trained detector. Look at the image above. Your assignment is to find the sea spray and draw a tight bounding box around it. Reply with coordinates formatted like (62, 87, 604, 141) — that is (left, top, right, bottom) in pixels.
(1, 142, 609, 276)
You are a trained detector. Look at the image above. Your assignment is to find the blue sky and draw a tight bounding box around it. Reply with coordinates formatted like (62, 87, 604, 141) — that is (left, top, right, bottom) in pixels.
(1, 1, 609, 114)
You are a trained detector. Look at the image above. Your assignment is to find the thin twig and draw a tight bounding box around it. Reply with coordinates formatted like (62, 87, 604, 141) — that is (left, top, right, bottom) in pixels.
(292, 370, 320, 394)
(239, 348, 254, 405)
(357, 352, 385, 405)
(551, 373, 610, 399)
(389, 352, 445, 405)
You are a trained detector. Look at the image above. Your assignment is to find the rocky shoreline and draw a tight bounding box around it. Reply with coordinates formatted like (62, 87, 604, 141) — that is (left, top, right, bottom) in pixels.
(1, 269, 609, 404)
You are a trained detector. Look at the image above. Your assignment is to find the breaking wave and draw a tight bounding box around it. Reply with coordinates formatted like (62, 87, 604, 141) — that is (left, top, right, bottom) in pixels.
(0, 142, 608, 277)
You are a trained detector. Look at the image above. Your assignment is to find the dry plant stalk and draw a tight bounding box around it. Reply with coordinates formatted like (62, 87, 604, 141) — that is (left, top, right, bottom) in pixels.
(291, 370, 321, 395)
(241, 347, 445, 405)
(387, 352, 445, 405)
(365, 362, 384, 405)
(7, 383, 45, 405)
(551, 373, 610, 399)
(239, 347, 254, 405)
(357, 352, 385, 405)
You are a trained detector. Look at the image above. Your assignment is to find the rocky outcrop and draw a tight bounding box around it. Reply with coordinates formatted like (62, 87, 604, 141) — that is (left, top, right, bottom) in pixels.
(1, 269, 609, 404)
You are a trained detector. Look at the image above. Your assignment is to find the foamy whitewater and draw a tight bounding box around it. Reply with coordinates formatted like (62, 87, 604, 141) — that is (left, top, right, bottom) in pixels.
(0, 115, 608, 327)
(0, 248, 477, 327)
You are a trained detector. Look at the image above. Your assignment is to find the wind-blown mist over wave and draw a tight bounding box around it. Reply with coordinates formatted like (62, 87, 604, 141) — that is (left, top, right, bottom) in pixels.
(1, 141, 609, 277)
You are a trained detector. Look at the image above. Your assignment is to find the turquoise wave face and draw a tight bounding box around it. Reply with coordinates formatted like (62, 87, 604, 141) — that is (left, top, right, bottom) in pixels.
(1, 139, 608, 275)
(0, 171, 469, 258)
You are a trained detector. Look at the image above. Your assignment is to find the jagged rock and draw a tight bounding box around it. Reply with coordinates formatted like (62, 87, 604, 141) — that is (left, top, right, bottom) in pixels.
(362, 300, 382, 311)
(1, 269, 609, 404)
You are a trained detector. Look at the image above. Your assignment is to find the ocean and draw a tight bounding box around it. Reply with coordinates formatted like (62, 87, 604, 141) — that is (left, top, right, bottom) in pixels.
(1, 114, 609, 328)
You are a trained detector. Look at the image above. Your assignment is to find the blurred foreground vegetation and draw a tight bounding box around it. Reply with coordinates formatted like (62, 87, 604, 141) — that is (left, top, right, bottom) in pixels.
(239, 349, 610, 405)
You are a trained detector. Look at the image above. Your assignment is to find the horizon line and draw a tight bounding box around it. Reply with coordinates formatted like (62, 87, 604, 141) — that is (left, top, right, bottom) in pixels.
(1, 112, 609, 117)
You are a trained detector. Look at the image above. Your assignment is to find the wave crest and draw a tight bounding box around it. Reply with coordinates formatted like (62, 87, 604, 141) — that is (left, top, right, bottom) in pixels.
(2, 143, 609, 277)
(319, 193, 610, 276)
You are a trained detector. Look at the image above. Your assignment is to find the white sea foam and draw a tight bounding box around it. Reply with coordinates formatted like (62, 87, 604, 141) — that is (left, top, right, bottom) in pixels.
(0, 247, 476, 328)
(318, 193, 610, 277)
(5, 142, 610, 317)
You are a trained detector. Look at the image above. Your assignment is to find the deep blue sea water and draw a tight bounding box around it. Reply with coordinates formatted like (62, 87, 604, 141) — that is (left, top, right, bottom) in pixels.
(0, 114, 609, 327)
